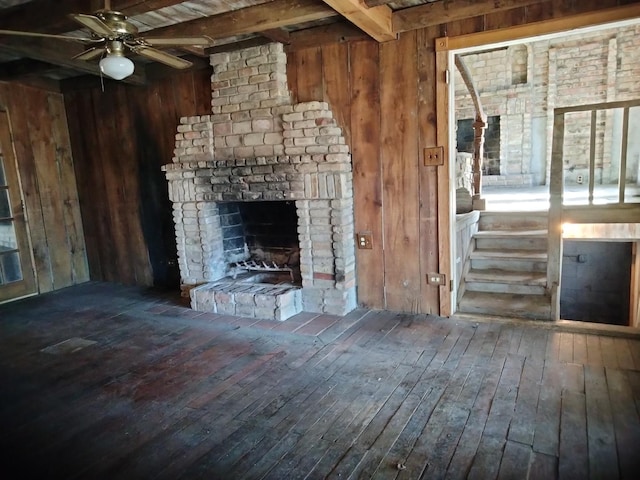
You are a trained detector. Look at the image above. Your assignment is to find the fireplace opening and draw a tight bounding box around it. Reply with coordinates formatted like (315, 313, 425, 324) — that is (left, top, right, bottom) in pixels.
(219, 201, 301, 285)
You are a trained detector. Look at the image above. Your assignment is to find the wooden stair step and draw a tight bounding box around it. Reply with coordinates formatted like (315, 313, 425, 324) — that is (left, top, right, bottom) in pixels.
(457, 291, 551, 320)
(464, 269, 547, 294)
(475, 229, 548, 238)
(471, 249, 547, 260)
(466, 269, 547, 285)
(459, 211, 551, 317)
(479, 211, 548, 231)
(475, 236, 547, 251)
(470, 258, 547, 272)
(464, 282, 546, 295)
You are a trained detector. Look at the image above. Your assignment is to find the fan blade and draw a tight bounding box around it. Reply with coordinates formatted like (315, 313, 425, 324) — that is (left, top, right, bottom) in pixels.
(0, 29, 99, 43)
(137, 36, 213, 47)
(134, 46, 192, 69)
(70, 13, 116, 38)
(73, 47, 106, 61)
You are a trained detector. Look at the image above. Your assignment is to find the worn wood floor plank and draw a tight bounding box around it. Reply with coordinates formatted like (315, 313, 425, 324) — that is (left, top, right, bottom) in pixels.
(497, 440, 532, 480)
(533, 360, 562, 456)
(614, 338, 636, 371)
(467, 435, 506, 480)
(528, 451, 558, 480)
(586, 335, 603, 367)
(558, 390, 588, 479)
(558, 332, 574, 363)
(508, 356, 543, 446)
(444, 328, 507, 480)
(327, 319, 454, 479)
(605, 368, 640, 478)
(600, 337, 620, 369)
(0, 283, 639, 479)
(628, 339, 640, 370)
(573, 333, 588, 366)
(546, 332, 561, 363)
(585, 365, 619, 480)
(367, 321, 461, 480)
(393, 327, 477, 479)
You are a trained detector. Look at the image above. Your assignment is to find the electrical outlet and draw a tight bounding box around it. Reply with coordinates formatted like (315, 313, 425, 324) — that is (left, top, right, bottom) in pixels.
(424, 146, 444, 166)
(356, 232, 373, 249)
(427, 273, 446, 286)
(576, 174, 584, 184)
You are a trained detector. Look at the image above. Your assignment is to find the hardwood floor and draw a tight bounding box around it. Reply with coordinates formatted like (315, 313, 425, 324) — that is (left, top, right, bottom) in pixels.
(1, 282, 639, 479)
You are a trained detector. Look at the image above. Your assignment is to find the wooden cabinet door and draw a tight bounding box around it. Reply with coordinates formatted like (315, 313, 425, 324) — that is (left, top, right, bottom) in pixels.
(0, 110, 36, 302)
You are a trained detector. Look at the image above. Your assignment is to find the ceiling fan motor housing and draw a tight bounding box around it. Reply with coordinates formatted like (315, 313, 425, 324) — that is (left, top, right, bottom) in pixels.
(96, 11, 138, 39)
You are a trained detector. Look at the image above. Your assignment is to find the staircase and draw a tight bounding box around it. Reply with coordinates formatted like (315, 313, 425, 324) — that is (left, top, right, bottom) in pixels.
(457, 211, 552, 320)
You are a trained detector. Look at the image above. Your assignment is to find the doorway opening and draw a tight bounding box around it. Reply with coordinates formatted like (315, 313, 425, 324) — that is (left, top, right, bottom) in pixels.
(445, 10, 640, 325)
(0, 110, 36, 303)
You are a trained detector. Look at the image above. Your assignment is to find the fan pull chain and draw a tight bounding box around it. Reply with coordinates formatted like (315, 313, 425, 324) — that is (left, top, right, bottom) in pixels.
(99, 49, 106, 92)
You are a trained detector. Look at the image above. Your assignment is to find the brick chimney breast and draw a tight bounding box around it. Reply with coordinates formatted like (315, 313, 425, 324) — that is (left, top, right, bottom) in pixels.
(209, 43, 291, 161)
(163, 42, 357, 320)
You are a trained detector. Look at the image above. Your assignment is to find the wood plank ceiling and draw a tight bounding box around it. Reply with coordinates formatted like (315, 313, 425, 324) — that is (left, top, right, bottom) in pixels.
(0, 0, 551, 89)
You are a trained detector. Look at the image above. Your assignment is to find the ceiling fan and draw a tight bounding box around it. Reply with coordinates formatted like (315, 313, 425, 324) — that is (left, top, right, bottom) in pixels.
(0, 0, 213, 80)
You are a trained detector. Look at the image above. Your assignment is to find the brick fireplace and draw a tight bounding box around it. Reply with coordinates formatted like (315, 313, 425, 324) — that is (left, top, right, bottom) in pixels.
(162, 43, 357, 320)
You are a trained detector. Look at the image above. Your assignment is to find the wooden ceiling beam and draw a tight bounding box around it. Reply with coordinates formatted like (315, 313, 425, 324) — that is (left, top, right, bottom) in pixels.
(285, 21, 368, 51)
(206, 37, 273, 55)
(1, 75, 62, 92)
(0, 58, 59, 80)
(363, 0, 395, 7)
(260, 28, 292, 45)
(113, 0, 200, 16)
(0, 0, 101, 33)
(0, 57, 62, 92)
(0, 0, 188, 34)
(393, 0, 549, 33)
(321, 0, 395, 42)
(145, 0, 338, 39)
(0, 38, 147, 85)
(178, 45, 209, 57)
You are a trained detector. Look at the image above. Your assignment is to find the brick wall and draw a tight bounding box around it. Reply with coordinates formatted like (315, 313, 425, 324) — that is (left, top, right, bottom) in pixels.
(163, 43, 357, 318)
(454, 24, 640, 187)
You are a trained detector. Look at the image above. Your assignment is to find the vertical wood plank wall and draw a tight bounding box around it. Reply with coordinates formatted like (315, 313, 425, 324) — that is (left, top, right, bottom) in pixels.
(0, 82, 88, 294)
(285, 0, 634, 314)
(49, 0, 636, 313)
(64, 70, 212, 287)
(380, 32, 421, 313)
(288, 33, 441, 313)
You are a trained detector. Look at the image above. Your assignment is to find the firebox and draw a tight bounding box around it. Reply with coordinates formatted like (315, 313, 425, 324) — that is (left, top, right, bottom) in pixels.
(220, 201, 301, 285)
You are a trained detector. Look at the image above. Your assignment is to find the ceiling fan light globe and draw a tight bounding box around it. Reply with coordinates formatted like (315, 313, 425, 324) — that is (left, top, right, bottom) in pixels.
(99, 54, 134, 80)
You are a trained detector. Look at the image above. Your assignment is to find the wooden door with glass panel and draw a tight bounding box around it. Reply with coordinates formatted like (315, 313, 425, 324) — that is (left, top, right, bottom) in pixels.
(0, 110, 36, 302)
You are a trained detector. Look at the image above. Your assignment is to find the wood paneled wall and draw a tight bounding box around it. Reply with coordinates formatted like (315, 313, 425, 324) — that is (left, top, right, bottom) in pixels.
(0, 82, 88, 294)
(286, 0, 635, 314)
(287, 36, 441, 313)
(57, 0, 636, 313)
(64, 70, 212, 287)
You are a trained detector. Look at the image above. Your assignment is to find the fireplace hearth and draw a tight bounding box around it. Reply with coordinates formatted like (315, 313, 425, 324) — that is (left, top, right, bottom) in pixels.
(163, 43, 356, 321)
